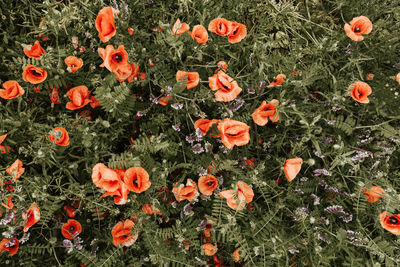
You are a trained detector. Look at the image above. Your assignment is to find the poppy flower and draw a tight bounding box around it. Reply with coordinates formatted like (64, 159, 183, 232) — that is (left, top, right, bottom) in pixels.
(349, 81, 372, 104)
(219, 181, 254, 210)
(123, 167, 151, 193)
(209, 71, 242, 102)
(1, 195, 14, 210)
(23, 202, 40, 232)
(6, 159, 24, 180)
(65, 56, 83, 73)
(188, 25, 208, 44)
(396, 73, 400, 85)
(98, 45, 129, 73)
(22, 64, 47, 84)
(139, 72, 146, 81)
(228, 22, 247, 44)
(142, 204, 162, 215)
(0, 145, 11, 154)
(252, 99, 279, 126)
(100, 182, 129, 205)
(23, 40, 45, 59)
(204, 223, 213, 237)
(92, 163, 120, 192)
(198, 174, 218, 196)
(128, 27, 134, 35)
(283, 158, 303, 182)
(176, 71, 200, 90)
(65, 86, 92, 110)
(64, 206, 77, 217)
(127, 63, 140, 83)
(217, 118, 250, 149)
(203, 243, 216, 256)
(172, 179, 199, 202)
(49, 86, 61, 104)
(0, 134, 7, 145)
(216, 61, 227, 73)
(0, 81, 24, 100)
(363, 186, 385, 203)
(0, 238, 19, 256)
(172, 18, 189, 35)
(366, 73, 374, 80)
(89, 96, 101, 108)
(208, 18, 233, 36)
(233, 248, 240, 262)
(113, 62, 132, 82)
(47, 127, 70, 146)
(61, 219, 82, 239)
(95, 7, 117, 43)
(380, 212, 400, 235)
(159, 95, 173, 106)
(194, 119, 219, 136)
(344, 16, 372, 42)
(112, 219, 138, 247)
(267, 74, 286, 88)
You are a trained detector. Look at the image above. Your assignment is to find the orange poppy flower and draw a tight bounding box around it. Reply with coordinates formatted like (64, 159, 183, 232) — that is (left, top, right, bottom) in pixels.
(139, 72, 146, 81)
(92, 163, 120, 192)
(65, 56, 83, 73)
(123, 167, 151, 193)
(6, 159, 24, 180)
(216, 61, 228, 73)
(172, 18, 190, 35)
(363, 186, 385, 203)
(47, 127, 70, 146)
(22, 64, 47, 84)
(64, 206, 77, 217)
(203, 243, 216, 256)
(0, 80, 24, 99)
(172, 179, 199, 202)
(61, 219, 82, 239)
(142, 204, 162, 215)
(23, 40, 45, 59)
(233, 248, 240, 262)
(50, 86, 60, 104)
(396, 73, 400, 85)
(209, 71, 242, 102)
(0, 145, 11, 154)
(188, 25, 208, 44)
(204, 223, 213, 237)
(217, 118, 250, 149)
(176, 71, 200, 90)
(267, 74, 286, 88)
(99, 45, 128, 73)
(366, 73, 374, 80)
(23, 202, 40, 232)
(95, 7, 117, 43)
(128, 27, 134, 35)
(228, 22, 247, 44)
(0, 134, 7, 144)
(283, 158, 303, 182)
(380, 212, 400, 235)
(127, 63, 140, 83)
(0, 238, 19, 256)
(344, 16, 372, 42)
(208, 18, 233, 36)
(194, 119, 219, 136)
(219, 181, 254, 210)
(100, 182, 129, 205)
(113, 62, 132, 82)
(112, 219, 138, 247)
(65, 85, 91, 110)
(252, 99, 279, 126)
(89, 96, 101, 108)
(198, 174, 218, 196)
(159, 95, 173, 106)
(1, 195, 14, 210)
(349, 81, 372, 104)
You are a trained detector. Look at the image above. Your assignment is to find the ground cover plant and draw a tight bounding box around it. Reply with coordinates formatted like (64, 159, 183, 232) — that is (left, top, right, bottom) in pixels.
(0, 0, 400, 266)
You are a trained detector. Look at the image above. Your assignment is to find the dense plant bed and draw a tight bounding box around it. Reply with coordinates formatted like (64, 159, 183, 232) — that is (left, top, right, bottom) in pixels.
(0, 0, 399, 266)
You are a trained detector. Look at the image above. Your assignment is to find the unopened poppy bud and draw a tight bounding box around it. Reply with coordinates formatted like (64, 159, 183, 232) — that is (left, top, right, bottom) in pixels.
(333, 144, 341, 150)
(307, 159, 315, 166)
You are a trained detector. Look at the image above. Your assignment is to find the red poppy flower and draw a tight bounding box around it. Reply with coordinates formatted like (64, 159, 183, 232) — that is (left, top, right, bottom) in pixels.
(217, 118, 250, 149)
(233, 248, 240, 262)
(349, 81, 372, 104)
(228, 22, 247, 44)
(188, 25, 208, 44)
(6, 159, 25, 180)
(1, 195, 14, 210)
(64, 206, 77, 218)
(61, 219, 82, 239)
(50, 86, 61, 104)
(283, 158, 303, 182)
(209, 71, 242, 102)
(198, 174, 218, 196)
(89, 96, 101, 108)
(172, 19, 189, 35)
(344, 16, 372, 41)
(363, 186, 385, 203)
(380, 212, 400, 235)
(176, 71, 200, 90)
(219, 181, 254, 210)
(22, 64, 47, 84)
(98, 45, 129, 73)
(267, 74, 286, 88)
(123, 167, 151, 193)
(65, 56, 83, 73)
(215, 61, 227, 73)
(48, 127, 70, 146)
(113, 62, 133, 82)
(0, 238, 19, 256)
(100, 182, 129, 205)
(95, 7, 117, 43)
(23, 40, 45, 59)
(0, 81, 25, 99)
(172, 179, 199, 202)
(92, 163, 120, 192)
(142, 204, 162, 215)
(366, 73, 374, 80)
(159, 95, 173, 106)
(127, 63, 140, 83)
(203, 243, 216, 256)
(128, 27, 134, 35)
(208, 18, 232, 36)
(252, 99, 279, 126)
(112, 219, 138, 247)
(23, 202, 40, 232)
(65, 86, 92, 110)
(194, 119, 219, 136)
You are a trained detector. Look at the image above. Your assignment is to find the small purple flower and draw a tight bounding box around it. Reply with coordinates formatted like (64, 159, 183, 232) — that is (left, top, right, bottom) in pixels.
(300, 177, 308, 182)
(205, 142, 213, 152)
(0, 211, 14, 225)
(185, 135, 196, 144)
(172, 124, 181, 131)
(63, 239, 74, 253)
(197, 167, 207, 176)
(310, 194, 320, 205)
(324, 205, 343, 214)
(74, 236, 83, 250)
(136, 110, 147, 117)
(227, 97, 244, 112)
(247, 88, 256, 94)
(288, 248, 299, 254)
(293, 189, 304, 195)
(313, 169, 330, 176)
(149, 94, 159, 104)
(20, 232, 30, 244)
(171, 103, 183, 110)
(219, 145, 229, 154)
(192, 143, 204, 154)
(195, 128, 203, 140)
(85, 32, 92, 39)
(165, 86, 173, 94)
(293, 207, 309, 221)
(325, 119, 336, 125)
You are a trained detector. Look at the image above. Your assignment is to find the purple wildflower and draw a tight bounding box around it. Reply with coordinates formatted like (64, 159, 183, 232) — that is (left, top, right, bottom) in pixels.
(171, 103, 183, 110)
(63, 239, 74, 253)
(205, 142, 213, 152)
(247, 87, 256, 94)
(172, 124, 181, 131)
(313, 169, 330, 176)
(20, 232, 30, 244)
(197, 167, 207, 176)
(185, 135, 196, 144)
(149, 94, 159, 104)
(293, 207, 309, 221)
(192, 143, 204, 154)
(300, 177, 308, 182)
(136, 110, 147, 117)
(0, 211, 14, 225)
(293, 189, 304, 195)
(74, 236, 83, 250)
(325, 119, 336, 125)
(288, 248, 299, 254)
(310, 194, 320, 205)
(324, 205, 343, 214)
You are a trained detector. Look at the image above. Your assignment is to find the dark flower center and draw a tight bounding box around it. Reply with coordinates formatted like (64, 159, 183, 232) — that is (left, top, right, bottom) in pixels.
(273, 79, 277, 83)
(389, 216, 399, 224)
(206, 181, 214, 186)
(121, 234, 128, 239)
(132, 178, 138, 187)
(71, 64, 76, 68)
(69, 226, 75, 232)
(32, 70, 41, 76)
(114, 54, 123, 63)
(354, 27, 361, 33)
